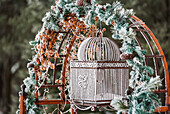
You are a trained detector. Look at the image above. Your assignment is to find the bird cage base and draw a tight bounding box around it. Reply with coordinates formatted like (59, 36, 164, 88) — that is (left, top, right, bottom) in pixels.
(70, 61, 129, 105)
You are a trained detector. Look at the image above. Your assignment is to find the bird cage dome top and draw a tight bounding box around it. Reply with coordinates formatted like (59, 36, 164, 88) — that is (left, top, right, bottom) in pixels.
(78, 37, 120, 61)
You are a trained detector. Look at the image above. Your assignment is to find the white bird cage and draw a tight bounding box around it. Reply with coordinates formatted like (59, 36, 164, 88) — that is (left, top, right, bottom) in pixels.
(70, 37, 129, 106)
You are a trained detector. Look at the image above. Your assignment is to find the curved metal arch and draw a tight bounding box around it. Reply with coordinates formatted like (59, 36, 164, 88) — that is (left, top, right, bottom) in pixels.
(19, 15, 170, 113)
(61, 15, 170, 112)
(131, 16, 170, 109)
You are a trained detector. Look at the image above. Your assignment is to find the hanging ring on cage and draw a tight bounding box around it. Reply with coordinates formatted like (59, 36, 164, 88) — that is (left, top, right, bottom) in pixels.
(91, 106, 95, 111)
(96, 29, 103, 38)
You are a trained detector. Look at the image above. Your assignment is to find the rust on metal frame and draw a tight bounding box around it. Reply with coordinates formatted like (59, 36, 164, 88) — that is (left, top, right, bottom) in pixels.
(145, 55, 164, 58)
(53, 30, 70, 85)
(134, 35, 148, 68)
(61, 35, 78, 100)
(41, 84, 63, 88)
(130, 17, 159, 76)
(133, 28, 150, 32)
(154, 89, 167, 93)
(141, 30, 159, 76)
(132, 16, 170, 105)
(35, 99, 70, 105)
(35, 68, 39, 105)
(20, 84, 26, 114)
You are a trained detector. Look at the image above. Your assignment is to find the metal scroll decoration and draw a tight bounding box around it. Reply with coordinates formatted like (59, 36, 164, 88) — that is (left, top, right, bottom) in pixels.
(17, 0, 164, 114)
(78, 74, 88, 88)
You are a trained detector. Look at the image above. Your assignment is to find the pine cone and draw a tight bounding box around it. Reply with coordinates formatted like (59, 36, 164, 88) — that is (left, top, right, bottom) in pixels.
(27, 63, 34, 68)
(125, 89, 132, 95)
(76, 0, 84, 6)
(76, 0, 91, 6)
(120, 52, 135, 60)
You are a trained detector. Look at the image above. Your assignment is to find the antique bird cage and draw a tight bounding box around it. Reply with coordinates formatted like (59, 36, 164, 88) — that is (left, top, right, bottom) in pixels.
(70, 37, 129, 106)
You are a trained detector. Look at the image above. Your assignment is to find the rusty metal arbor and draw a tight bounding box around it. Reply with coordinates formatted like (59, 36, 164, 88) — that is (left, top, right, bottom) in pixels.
(19, 16, 170, 114)
(131, 16, 170, 112)
(19, 1, 170, 114)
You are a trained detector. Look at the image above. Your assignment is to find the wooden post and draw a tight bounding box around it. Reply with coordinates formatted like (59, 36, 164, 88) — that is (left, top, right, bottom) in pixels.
(20, 84, 26, 114)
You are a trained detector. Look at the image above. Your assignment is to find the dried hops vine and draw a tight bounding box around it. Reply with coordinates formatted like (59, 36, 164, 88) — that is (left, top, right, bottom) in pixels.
(17, 0, 162, 114)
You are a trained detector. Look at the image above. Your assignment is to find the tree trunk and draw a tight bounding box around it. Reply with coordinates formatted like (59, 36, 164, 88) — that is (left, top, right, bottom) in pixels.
(2, 57, 12, 114)
(166, 0, 169, 31)
(0, 63, 3, 114)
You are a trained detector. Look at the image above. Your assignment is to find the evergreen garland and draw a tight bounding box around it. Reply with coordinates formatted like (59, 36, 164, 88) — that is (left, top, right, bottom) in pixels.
(17, 0, 162, 114)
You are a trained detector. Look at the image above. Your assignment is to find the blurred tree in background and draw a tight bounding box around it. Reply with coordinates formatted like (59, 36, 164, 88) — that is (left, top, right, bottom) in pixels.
(0, 0, 54, 113)
(0, 0, 169, 114)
